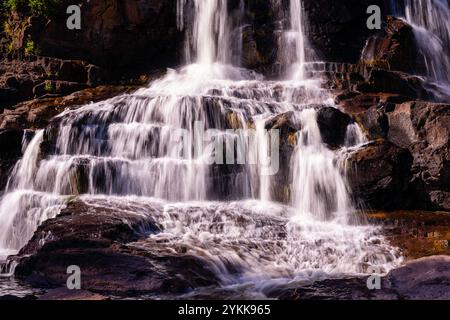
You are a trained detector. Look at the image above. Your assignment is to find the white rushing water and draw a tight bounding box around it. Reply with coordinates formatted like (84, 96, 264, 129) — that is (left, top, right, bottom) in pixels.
(287, 0, 309, 80)
(392, 0, 450, 92)
(0, 0, 402, 290)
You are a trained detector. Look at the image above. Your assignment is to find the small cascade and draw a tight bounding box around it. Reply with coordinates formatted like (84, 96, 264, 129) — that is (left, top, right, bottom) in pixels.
(345, 122, 368, 148)
(287, 0, 308, 80)
(291, 109, 353, 224)
(0, 0, 402, 290)
(0, 131, 66, 255)
(392, 0, 450, 91)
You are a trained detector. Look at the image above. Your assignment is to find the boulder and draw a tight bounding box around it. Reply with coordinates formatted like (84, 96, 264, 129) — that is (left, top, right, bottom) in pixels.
(384, 256, 450, 300)
(387, 102, 450, 210)
(339, 97, 450, 211)
(356, 105, 389, 140)
(13, 198, 220, 297)
(266, 255, 450, 300)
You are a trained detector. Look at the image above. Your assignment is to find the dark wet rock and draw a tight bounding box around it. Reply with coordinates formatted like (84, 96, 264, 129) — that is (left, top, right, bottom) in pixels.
(38, 288, 108, 301)
(0, 294, 37, 301)
(15, 199, 162, 256)
(304, 0, 387, 64)
(33, 80, 88, 97)
(356, 105, 389, 140)
(347, 140, 413, 210)
(2, 0, 388, 77)
(0, 129, 26, 192)
(317, 107, 351, 148)
(0, 87, 19, 110)
(386, 102, 450, 211)
(385, 256, 450, 300)
(361, 16, 423, 75)
(0, 129, 25, 159)
(338, 94, 450, 211)
(266, 277, 399, 300)
(241, 0, 282, 70)
(13, 198, 220, 297)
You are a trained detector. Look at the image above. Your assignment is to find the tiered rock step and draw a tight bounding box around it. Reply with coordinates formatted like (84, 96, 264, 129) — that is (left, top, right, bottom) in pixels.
(38, 84, 317, 202)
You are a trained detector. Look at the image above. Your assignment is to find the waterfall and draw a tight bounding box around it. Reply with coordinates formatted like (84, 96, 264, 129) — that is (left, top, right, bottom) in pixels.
(0, 0, 402, 288)
(392, 0, 450, 90)
(287, 0, 309, 80)
(177, 0, 229, 65)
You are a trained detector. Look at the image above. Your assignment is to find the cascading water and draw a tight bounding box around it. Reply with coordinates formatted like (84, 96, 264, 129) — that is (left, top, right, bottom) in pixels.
(391, 0, 450, 91)
(0, 0, 402, 294)
(287, 0, 309, 80)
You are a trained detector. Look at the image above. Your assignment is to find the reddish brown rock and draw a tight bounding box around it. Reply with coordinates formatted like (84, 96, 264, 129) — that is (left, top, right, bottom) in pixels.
(0, 85, 138, 130)
(361, 16, 424, 75)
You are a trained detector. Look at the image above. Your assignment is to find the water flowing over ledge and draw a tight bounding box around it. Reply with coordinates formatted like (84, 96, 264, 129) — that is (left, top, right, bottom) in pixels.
(391, 0, 450, 94)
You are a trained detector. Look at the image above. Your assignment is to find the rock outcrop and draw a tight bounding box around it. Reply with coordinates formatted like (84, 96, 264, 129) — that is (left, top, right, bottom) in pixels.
(338, 94, 450, 211)
(13, 198, 219, 297)
(3, 0, 181, 77)
(347, 140, 413, 210)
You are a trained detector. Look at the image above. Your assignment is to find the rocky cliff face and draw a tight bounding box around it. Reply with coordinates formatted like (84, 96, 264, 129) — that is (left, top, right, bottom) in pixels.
(3, 0, 181, 77)
(2, 0, 388, 74)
